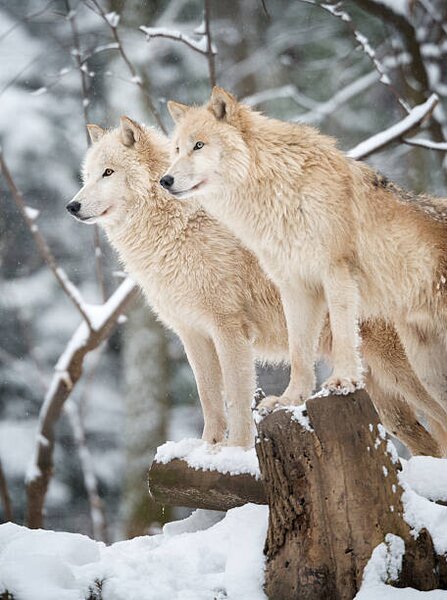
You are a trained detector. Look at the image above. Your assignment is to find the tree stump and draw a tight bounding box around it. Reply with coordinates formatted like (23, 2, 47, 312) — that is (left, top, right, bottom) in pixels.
(148, 457, 266, 511)
(256, 390, 446, 599)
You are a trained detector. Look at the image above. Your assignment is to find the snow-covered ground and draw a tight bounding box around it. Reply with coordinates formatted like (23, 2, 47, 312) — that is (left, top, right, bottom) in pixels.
(2, 450, 447, 600)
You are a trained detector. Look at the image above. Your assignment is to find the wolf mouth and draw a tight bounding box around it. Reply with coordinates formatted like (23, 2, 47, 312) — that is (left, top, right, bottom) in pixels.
(170, 180, 206, 197)
(77, 207, 111, 223)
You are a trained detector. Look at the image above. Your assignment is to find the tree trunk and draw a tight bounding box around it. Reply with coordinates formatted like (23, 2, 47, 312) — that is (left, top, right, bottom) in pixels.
(256, 390, 446, 599)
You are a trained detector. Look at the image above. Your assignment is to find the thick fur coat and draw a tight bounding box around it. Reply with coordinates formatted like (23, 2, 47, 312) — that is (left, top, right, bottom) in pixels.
(164, 87, 447, 423)
(68, 118, 447, 454)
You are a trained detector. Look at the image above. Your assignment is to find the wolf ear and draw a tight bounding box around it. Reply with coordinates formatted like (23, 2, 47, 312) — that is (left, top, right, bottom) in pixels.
(120, 116, 143, 147)
(87, 124, 105, 144)
(208, 87, 238, 122)
(167, 101, 190, 123)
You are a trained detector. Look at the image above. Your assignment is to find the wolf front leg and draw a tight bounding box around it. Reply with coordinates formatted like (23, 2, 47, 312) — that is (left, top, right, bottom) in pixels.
(212, 325, 256, 448)
(322, 261, 364, 393)
(179, 328, 227, 444)
(259, 281, 326, 411)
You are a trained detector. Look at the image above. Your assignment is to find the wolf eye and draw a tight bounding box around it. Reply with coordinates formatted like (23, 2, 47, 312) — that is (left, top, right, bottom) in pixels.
(193, 141, 204, 151)
(102, 168, 114, 177)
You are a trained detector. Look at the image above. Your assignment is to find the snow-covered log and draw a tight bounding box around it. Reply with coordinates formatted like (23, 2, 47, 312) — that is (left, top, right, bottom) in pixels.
(148, 457, 266, 511)
(256, 390, 447, 599)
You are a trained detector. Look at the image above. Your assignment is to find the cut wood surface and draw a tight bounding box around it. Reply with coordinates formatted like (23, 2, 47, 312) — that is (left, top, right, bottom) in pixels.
(148, 457, 267, 511)
(256, 390, 447, 600)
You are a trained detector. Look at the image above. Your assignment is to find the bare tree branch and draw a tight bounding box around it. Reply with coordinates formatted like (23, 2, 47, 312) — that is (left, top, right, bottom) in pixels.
(85, 0, 166, 133)
(65, 399, 108, 541)
(0, 458, 13, 522)
(0, 152, 94, 328)
(26, 278, 138, 529)
(204, 0, 216, 87)
(65, 0, 107, 302)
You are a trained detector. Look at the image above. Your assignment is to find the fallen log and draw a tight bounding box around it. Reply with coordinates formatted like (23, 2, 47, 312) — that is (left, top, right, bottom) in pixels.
(148, 457, 267, 511)
(255, 390, 447, 600)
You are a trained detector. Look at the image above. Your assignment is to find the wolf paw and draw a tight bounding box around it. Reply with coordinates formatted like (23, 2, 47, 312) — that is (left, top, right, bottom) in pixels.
(322, 375, 364, 396)
(256, 394, 303, 416)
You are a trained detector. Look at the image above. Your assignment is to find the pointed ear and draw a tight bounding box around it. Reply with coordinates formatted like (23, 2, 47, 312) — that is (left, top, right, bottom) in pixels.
(208, 87, 238, 122)
(120, 116, 143, 147)
(167, 100, 190, 123)
(87, 124, 105, 144)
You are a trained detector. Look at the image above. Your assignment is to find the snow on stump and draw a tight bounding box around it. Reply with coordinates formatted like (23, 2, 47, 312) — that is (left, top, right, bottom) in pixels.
(255, 389, 447, 600)
(148, 440, 266, 511)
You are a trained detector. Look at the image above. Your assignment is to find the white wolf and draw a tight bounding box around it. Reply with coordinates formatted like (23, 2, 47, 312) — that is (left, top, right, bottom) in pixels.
(66, 117, 447, 454)
(163, 87, 447, 419)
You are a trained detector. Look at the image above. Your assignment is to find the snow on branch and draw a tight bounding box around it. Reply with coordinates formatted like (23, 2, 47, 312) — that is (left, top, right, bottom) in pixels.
(402, 137, 447, 151)
(0, 151, 93, 328)
(26, 277, 137, 529)
(140, 26, 214, 56)
(348, 94, 438, 160)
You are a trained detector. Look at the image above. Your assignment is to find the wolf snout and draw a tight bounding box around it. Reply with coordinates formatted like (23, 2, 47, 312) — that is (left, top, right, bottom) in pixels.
(160, 174, 174, 189)
(66, 200, 81, 215)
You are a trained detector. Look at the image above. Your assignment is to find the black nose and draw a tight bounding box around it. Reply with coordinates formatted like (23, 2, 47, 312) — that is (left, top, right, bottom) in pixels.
(66, 201, 81, 215)
(160, 174, 174, 189)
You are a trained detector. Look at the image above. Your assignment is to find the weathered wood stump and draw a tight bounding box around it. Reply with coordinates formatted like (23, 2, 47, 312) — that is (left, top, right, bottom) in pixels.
(256, 390, 446, 600)
(148, 457, 266, 511)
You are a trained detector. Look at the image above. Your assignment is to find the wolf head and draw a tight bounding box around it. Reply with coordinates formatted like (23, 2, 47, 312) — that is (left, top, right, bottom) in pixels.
(67, 117, 165, 227)
(161, 87, 251, 199)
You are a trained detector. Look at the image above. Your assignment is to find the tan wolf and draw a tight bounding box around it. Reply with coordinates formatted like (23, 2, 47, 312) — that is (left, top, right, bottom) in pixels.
(163, 87, 447, 416)
(66, 117, 446, 454)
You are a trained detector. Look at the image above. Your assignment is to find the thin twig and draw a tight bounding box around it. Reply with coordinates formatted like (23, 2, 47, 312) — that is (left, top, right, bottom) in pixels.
(204, 0, 216, 87)
(65, 399, 108, 541)
(65, 0, 107, 302)
(85, 0, 166, 133)
(0, 152, 93, 328)
(0, 458, 13, 522)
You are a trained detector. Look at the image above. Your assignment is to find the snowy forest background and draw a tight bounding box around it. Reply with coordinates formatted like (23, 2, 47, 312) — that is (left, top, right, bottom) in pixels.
(1, 0, 446, 543)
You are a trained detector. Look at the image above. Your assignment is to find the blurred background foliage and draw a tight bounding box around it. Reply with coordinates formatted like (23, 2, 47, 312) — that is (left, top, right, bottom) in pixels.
(0, 0, 446, 540)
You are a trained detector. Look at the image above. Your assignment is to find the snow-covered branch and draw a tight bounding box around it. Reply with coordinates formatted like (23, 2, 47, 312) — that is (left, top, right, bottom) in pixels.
(26, 277, 137, 529)
(348, 94, 438, 159)
(140, 26, 213, 55)
(140, 0, 218, 88)
(0, 152, 93, 328)
(402, 137, 447, 151)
